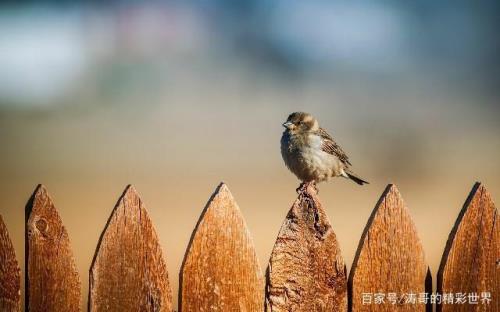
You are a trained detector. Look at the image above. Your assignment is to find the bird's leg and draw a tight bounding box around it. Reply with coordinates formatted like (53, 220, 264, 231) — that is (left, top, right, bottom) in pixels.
(296, 181, 317, 194)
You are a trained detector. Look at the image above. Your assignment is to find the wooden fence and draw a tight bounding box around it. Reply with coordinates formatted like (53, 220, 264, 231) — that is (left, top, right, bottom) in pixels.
(0, 182, 497, 311)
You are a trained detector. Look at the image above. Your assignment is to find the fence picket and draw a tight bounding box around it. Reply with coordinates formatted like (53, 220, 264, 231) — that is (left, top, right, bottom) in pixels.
(437, 182, 498, 312)
(1, 181, 495, 311)
(25, 185, 81, 311)
(180, 183, 264, 311)
(0, 214, 21, 312)
(89, 185, 172, 311)
(348, 184, 430, 311)
(266, 184, 347, 311)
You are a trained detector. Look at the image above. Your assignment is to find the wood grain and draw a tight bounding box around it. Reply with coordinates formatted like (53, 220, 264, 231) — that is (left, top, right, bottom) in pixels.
(0, 214, 21, 312)
(437, 182, 499, 312)
(266, 183, 347, 311)
(26, 185, 81, 311)
(348, 184, 430, 312)
(89, 185, 172, 312)
(180, 183, 264, 311)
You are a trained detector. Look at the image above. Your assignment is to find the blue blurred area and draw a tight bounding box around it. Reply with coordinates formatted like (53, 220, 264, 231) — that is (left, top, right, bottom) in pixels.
(0, 0, 499, 108)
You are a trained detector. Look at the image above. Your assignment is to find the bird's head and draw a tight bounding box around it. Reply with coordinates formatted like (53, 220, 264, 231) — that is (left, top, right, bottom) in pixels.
(282, 112, 319, 133)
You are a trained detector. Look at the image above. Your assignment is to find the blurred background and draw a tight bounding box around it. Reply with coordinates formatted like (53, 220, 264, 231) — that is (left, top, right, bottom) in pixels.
(0, 0, 499, 310)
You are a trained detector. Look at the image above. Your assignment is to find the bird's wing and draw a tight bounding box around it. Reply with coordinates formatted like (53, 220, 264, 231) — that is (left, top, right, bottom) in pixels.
(317, 127, 352, 166)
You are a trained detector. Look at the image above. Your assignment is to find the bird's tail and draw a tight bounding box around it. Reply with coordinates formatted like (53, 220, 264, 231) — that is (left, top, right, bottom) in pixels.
(345, 170, 369, 185)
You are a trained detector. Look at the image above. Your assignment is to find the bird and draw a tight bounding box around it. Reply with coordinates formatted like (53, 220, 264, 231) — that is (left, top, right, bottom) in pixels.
(280, 112, 368, 192)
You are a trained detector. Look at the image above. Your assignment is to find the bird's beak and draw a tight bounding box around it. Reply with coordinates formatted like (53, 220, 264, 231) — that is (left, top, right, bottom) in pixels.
(282, 121, 294, 129)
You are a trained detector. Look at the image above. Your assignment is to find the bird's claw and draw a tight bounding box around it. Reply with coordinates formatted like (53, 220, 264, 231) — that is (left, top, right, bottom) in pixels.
(296, 182, 306, 194)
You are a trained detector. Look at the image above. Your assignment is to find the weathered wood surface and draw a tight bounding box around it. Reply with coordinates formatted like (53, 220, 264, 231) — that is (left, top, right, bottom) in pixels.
(89, 185, 172, 312)
(266, 184, 347, 311)
(180, 183, 264, 311)
(0, 215, 21, 312)
(348, 184, 430, 311)
(26, 185, 81, 311)
(437, 183, 499, 312)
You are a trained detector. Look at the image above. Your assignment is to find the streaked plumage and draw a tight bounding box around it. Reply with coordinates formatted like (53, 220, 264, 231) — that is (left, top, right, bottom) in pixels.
(280, 112, 368, 188)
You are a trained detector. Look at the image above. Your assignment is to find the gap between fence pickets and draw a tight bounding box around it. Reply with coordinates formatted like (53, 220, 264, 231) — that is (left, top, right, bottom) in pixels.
(0, 181, 496, 311)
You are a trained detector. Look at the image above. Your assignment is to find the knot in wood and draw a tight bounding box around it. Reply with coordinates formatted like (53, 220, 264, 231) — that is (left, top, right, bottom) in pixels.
(35, 218, 48, 235)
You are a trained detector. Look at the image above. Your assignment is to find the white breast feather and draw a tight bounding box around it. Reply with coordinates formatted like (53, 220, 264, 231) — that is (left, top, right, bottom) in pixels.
(306, 135, 341, 181)
(281, 132, 344, 182)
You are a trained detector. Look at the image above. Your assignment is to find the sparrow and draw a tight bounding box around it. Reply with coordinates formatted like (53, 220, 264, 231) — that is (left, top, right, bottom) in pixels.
(281, 112, 368, 192)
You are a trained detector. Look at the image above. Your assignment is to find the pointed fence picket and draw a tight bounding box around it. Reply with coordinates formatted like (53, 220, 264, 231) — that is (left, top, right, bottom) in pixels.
(25, 185, 81, 312)
(348, 184, 431, 312)
(0, 182, 497, 312)
(266, 183, 347, 311)
(437, 183, 499, 312)
(89, 185, 172, 312)
(0, 215, 21, 312)
(180, 183, 264, 311)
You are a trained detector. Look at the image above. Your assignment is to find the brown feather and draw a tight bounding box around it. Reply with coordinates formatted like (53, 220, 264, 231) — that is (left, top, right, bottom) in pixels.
(315, 127, 352, 166)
